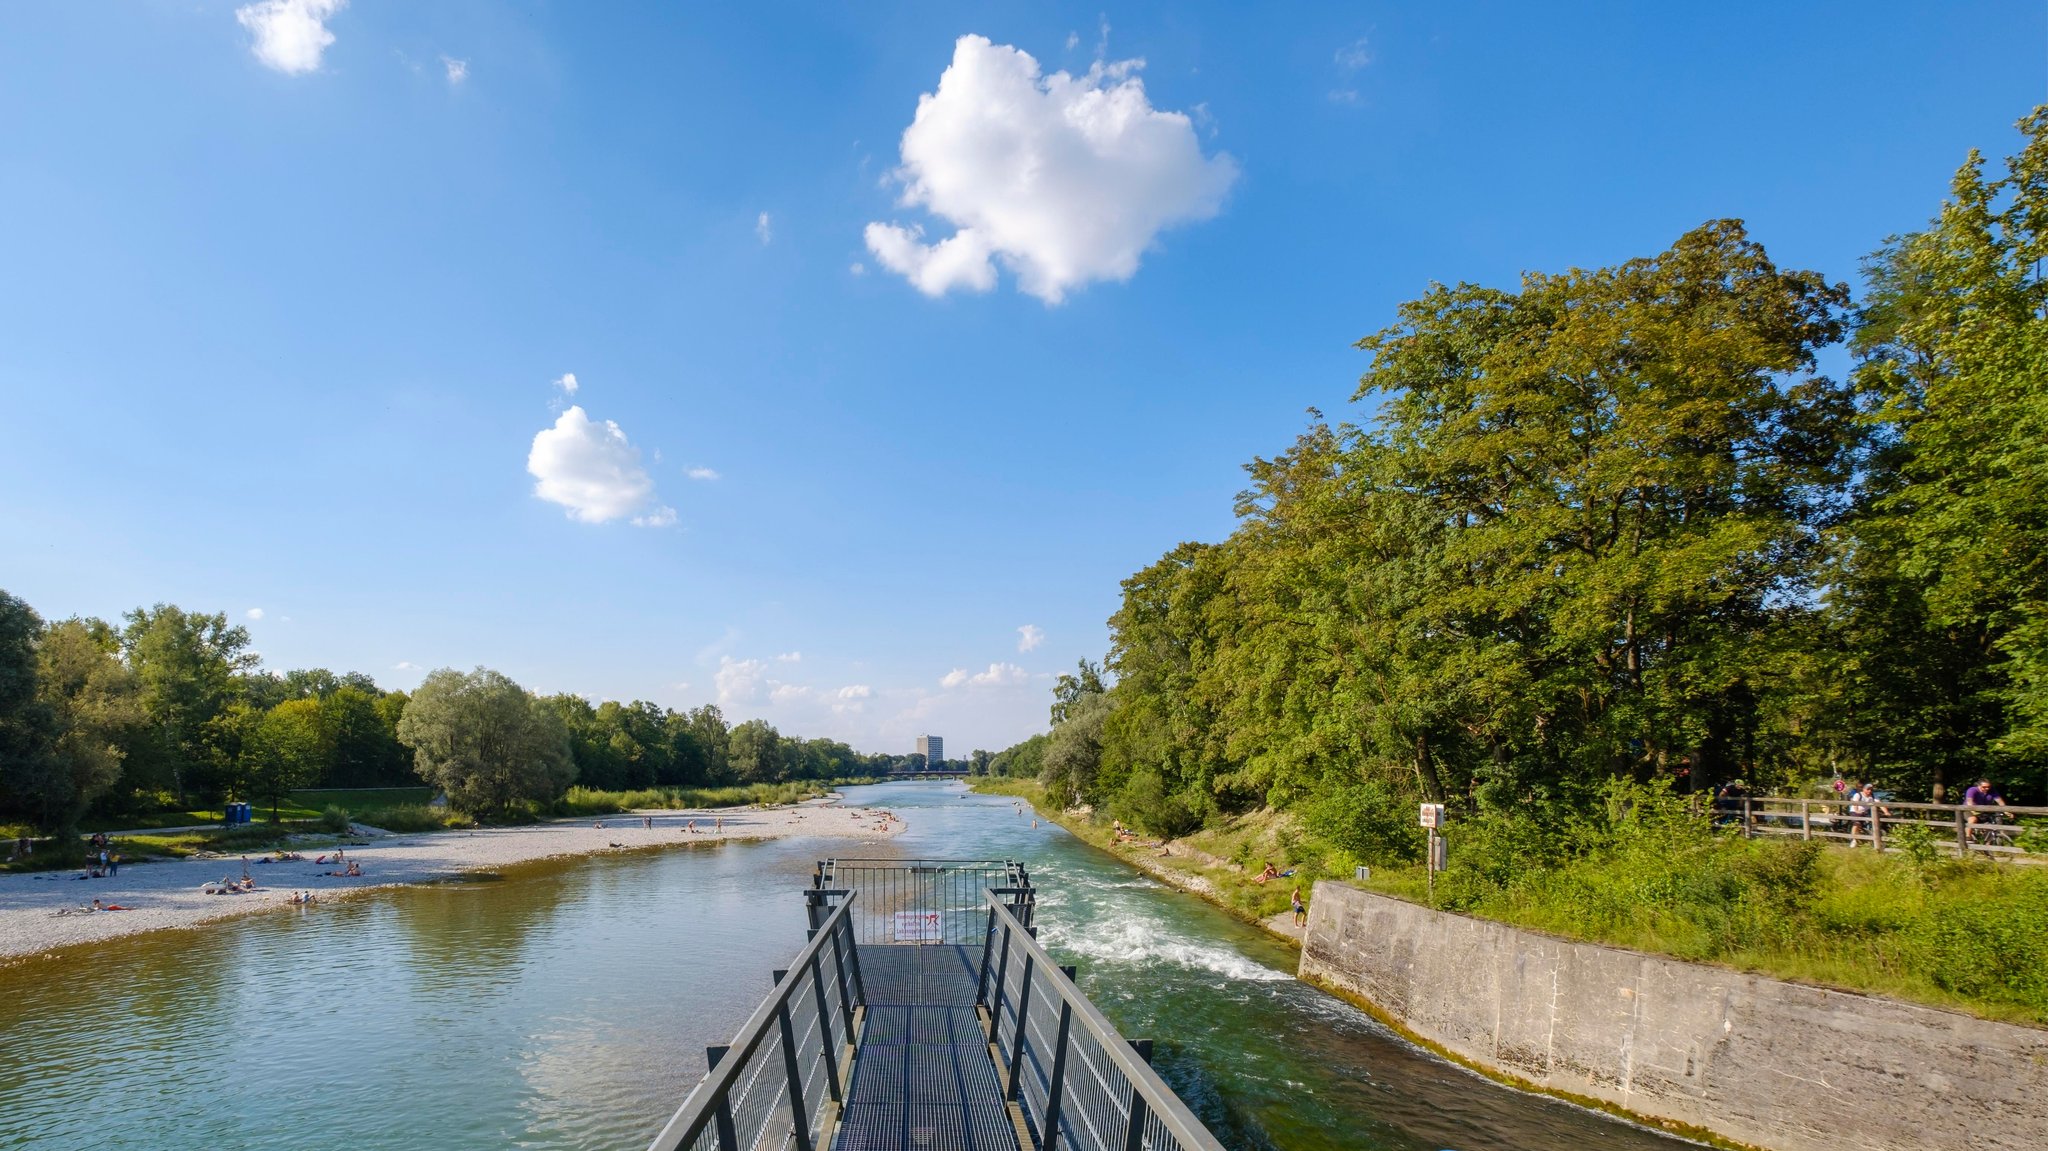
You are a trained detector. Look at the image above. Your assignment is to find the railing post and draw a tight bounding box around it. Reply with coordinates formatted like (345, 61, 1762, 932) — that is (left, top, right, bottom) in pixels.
(843, 915, 867, 1007)
(1005, 951, 1036, 1099)
(975, 904, 998, 1005)
(1874, 807, 1884, 853)
(1958, 805, 1971, 856)
(1122, 1092, 1151, 1151)
(828, 920, 857, 1039)
(1801, 799, 1811, 841)
(1742, 797, 1753, 838)
(987, 920, 1014, 1044)
(1041, 966, 1076, 1151)
(773, 975, 814, 1151)
(706, 1045, 740, 1151)
(808, 952, 842, 1103)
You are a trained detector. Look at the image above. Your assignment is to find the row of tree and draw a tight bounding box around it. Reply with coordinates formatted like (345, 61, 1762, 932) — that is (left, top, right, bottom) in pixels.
(994, 108, 2048, 846)
(0, 595, 942, 829)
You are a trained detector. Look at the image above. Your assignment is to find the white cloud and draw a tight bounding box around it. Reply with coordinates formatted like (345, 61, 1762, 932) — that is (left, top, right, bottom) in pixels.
(236, 0, 344, 75)
(756, 212, 773, 245)
(776, 651, 803, 663)
(393, 660, 418, 671)
(849, 262, 867, 276)
(245, 608, 265, 621)
(770, 683, 812, 704)
(1065, 31, 1080, 51)
(1335, 37, 1372, 71)
(686, 466, 721, 481)
(442, 55, 468, 84)
(631, 505, 677, 528)
(864, 35, 1237, 304)
(527, 405, 665, 524)
(553, 372, 579, 395)
(1016, 624, 1044, 652)
(969, 662, 1029, 687)
(940, 668, 970, 688)
(836, 685, 872, 700)
(715, 657, 768, 705)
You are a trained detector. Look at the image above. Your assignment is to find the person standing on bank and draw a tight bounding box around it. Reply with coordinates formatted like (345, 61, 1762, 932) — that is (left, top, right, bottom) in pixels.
(1291, 885, 1307, 928)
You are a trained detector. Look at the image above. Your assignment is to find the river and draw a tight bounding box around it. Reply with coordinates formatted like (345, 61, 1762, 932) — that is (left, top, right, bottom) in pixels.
(0, 781, 1695, 1150)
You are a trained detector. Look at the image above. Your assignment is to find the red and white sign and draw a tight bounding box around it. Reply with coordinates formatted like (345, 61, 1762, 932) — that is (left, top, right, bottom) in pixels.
(893, 911, 942, 942)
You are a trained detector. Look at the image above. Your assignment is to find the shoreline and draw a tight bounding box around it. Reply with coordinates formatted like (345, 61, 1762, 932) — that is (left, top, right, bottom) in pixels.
(0, 798, 902, 964)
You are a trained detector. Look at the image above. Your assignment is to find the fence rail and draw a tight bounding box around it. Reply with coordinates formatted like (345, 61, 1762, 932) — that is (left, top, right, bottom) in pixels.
(978, 894, 1227, 1151)
(814, 858, 1031, 945)
(646, 892, 863, 1151)
(1728, 796, 2047, 858)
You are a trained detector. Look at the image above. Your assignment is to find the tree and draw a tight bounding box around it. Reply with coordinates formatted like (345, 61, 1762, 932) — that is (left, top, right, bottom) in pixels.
(1042, 693, 1110, 807)
(1845, 106, 2048, 787)
(320, 685, 410, 788)
(249, 698, 326, 820)
(121, 604, 257, 802)
(395, 667, 575, 815)
(728, 718, 784, 783)
(1050, 659, 1105, 727)
(23, 618, 143, 829)
(0, 591, 60, 829)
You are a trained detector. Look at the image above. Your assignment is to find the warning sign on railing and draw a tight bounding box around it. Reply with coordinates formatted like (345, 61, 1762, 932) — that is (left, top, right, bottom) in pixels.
(893, 910, 942, 942)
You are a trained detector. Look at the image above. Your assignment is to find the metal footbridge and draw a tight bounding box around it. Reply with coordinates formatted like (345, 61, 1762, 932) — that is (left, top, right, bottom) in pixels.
(647, 859, 1227, 1151)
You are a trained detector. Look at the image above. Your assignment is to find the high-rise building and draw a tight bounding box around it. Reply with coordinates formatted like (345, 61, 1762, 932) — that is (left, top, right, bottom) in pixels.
(916, 734, 944, 770)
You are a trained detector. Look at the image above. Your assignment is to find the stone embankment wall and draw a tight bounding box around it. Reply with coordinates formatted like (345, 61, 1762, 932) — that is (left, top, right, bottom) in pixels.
(1299, 882, 2048, 1151)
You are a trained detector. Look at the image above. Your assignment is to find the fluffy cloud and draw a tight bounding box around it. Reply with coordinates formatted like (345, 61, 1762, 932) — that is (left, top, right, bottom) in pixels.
(1016, 624, 1044, 652)
(393, 660, 418, 671)
(236, 0, 344, 75)
(553, 372, 579, 395)
(943, 662, 1030, 689)
(443, 56, 468, 84)
(245, 608, 265, 621)
(715, 657, 768, 705)
(864, 35, 1237, 304)
(776, 652, 803, 663)
(527, 405, 669, 525)
(836, 685, 873, 700)
(756, 212, 773, 245)
(686, 466, 720, 481)
(770, 683, 812, 704)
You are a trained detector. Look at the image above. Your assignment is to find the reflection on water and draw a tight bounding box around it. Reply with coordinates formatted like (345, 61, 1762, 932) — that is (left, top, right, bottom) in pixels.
(0, 784, 1695, 1151)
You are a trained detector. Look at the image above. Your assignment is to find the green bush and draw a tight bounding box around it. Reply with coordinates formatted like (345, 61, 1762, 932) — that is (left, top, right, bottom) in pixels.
(318, 805, 351, 834)
(1110, 770, 1203, 839)
(350, 804, 453, 833)
(1299, 781, 1419, 865)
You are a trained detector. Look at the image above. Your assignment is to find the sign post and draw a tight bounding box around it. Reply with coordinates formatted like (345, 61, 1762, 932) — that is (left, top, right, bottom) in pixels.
(1419, 804, 1447, 904)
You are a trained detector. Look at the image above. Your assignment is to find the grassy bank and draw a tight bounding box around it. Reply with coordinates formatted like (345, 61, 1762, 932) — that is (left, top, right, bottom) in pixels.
(973, 778, 2048, 1026)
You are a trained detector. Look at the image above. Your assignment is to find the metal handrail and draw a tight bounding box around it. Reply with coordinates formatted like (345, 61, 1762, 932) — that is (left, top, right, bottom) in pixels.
(981, 894, 1228, 1151)
(646, 892, 861, 1151)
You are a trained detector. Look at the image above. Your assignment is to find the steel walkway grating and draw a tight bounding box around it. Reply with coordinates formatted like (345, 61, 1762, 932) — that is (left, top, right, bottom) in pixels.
(832, 944, 1019, 1151)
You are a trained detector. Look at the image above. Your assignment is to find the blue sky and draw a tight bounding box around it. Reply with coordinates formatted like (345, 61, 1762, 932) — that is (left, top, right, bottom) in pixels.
(1, 2, 2043, 754)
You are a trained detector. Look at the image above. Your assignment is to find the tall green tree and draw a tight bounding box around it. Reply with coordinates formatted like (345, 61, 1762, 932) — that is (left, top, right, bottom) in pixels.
(249, 697, 327, 820)
(121, 604, 256, 802)
(396, 667, 575, 815)
(727, 717, 784, 783)
(23, 619, 143, 829)
(0, 591, 59, 828)
(1846, 106, 2048, 792)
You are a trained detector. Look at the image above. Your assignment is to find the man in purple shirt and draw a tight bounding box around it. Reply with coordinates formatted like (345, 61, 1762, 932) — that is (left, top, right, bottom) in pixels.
(1964, 778, 2008, 842)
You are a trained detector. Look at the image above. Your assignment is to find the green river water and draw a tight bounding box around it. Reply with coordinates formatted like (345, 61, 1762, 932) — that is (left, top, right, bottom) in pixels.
(0, 782, 1695, 1150)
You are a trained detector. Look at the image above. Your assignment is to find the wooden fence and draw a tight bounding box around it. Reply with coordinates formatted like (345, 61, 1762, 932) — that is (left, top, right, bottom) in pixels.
(1726, 795, 2046, 858)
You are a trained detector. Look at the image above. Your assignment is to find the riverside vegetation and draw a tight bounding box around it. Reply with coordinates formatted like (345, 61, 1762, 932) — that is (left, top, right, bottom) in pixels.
(977, 109, 2048, 1025)
(0, 599, 929, 853)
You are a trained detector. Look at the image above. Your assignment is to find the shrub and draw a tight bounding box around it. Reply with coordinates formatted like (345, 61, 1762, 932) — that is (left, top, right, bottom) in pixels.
(1299, 782, 1418, 865)
(350, 804, 453, 833)
(318, 805, 351, 834)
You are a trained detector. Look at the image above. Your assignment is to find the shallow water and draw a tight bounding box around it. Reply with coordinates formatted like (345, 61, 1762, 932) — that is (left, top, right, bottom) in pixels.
(0, 782, 1693, 1150)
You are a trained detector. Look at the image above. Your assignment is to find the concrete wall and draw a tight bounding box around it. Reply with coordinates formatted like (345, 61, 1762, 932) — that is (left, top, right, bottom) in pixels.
(1299, 882, 2048, 1151)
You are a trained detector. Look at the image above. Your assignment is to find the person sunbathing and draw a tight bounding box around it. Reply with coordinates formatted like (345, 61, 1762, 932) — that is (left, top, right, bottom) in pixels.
(1252, 862, 1279, 884)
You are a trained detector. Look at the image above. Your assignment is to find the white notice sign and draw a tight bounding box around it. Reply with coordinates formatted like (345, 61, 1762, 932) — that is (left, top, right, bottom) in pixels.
(893, 910, 942, 942)
(1419, 803, 1445, 829)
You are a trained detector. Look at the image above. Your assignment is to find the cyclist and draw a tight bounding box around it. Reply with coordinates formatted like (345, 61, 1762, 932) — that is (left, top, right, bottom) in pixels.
(1963, 778, 2010, 844)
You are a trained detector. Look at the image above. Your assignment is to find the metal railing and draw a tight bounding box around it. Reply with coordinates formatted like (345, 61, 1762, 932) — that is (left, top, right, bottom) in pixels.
(814, 858, 1032, 944)
(647, 893, 865, 1151)
(978, 894, 1228, 1151)
(1725, 796, 2047, 858)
